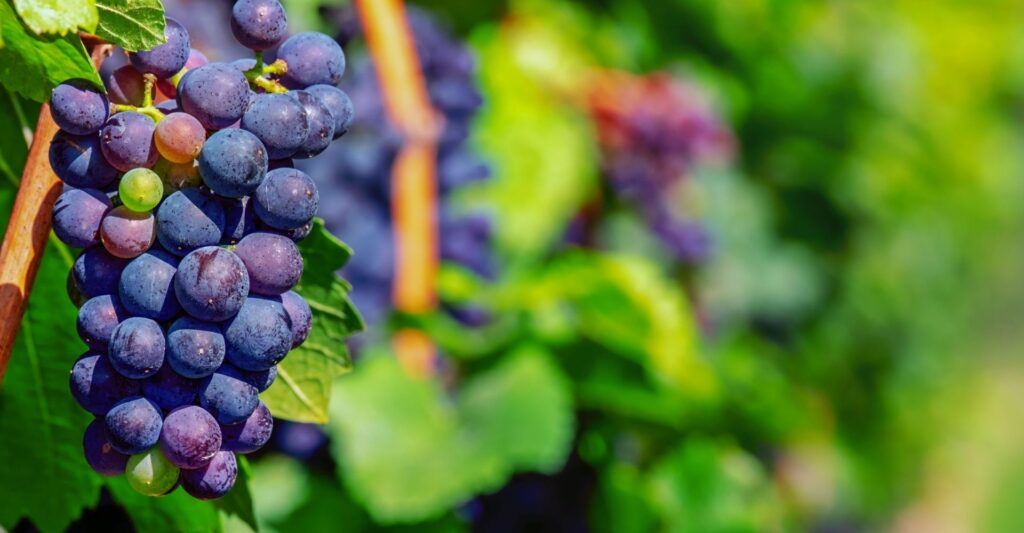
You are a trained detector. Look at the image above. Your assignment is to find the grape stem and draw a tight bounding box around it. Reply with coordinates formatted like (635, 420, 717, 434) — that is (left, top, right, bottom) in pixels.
(0, 41, 113, 385)
(355, 0, 443, 377)
(243, 53, 289, 94)
(111, 73, 165, 123)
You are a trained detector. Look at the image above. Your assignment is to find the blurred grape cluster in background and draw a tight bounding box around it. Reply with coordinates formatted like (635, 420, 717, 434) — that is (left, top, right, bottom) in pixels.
(16, 0, 1024, 531)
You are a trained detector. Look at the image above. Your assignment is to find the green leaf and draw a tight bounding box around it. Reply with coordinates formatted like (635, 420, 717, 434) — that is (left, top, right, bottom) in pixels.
(214, 456, 258, 532)
(93, 0, 165, 52)
(0, 243, 102, 533)
(0, 0, 101, 102)
(0, 87, 38, 186)
(108, 477, 223, 533)
(262, 219, 363, 423)
(328, 347, 574, 523)
(12, 0, 98, 36)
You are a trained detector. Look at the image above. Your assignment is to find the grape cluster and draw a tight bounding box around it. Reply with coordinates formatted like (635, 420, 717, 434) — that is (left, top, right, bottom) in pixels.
(304, 6, 493, 328)
(52, 0, 353, 500)
(585, 72, 734, 263)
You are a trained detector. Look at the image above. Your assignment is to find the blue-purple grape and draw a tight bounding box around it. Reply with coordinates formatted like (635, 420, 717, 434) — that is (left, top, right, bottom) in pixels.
(100, 112, 159, 172)
(306, 84, 353, 138)
(174, 247, 250, 321)
(230, 0, 288, 50)
(198, 129, 269, 198)
(53, 188, 111, 248)
(220, 401, 272, 453)
(156, 188, 226, 256)
(223, 296, 292, 371)
(234, 232, 303, 295)
(83, 419, 129, 476)
(241, 93, 309, 160)
(279, 32, 346, 88)
(142, 363, 199, 411)
(160, 405, 222, 469)
(199, 365, 259, 425)
(106, 65, 146, 106)
(237, 365, 277, 392)
(73, 247, 128, 299)
(70, 352, 141, 416)
(181, 450, 237, 499)
(290, 90, 335, 158)
(67, 271, 88, 307)
(50, 79, 109, 136)
(220, 197, 256, 245)
(77, 294, 127, 350)
(119, 249, 182, 321)
(253, 168, 318, 230)
(105, 396, 164, 455)
(109, 317, 166, 379)
(178, 64, 251, 130)
(130, 18, 191, 79)
(166, 317, 226, 379)
(49, 132, 120, 189)
(281, 290, 311, 348)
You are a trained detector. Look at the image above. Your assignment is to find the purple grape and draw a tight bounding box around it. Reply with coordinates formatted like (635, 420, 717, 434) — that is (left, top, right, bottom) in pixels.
(67, 271, 88, 307)
(199, 365, 259, 425)
(234, 232, 303, 295)
(181, 450, 237, 499)
(306, 84, 353, 138)
(178, 64, 251, 130)
(119, 250, 182, 321)
(156, 188, 226, 256)
(241, 93, 309, 160)
(100, 206, 156, 259)
(100, 112, 159, 172)
(70, 352, 141, 416)
(77, 294, 127, 350)
(221, 401, 272, 453)
(158, 48, 209, 98)
(52, 188, 111, 248)
(160, 406, 222, 469)
(109, 317, 166, 379)
(281, 290, 311, 348)
(290, 90, 335, 158)
(238, 365, 277, 392)
(198, 129, 269, 198)
(104, 396, 164, 455)
(72, 247, 128, 299)
(142, 363, 199, 411)
(220, 197, 256, 245)
(130, 17, 191, 79)
(166, 317, 225, 379)
(83, 419, 129, 476)
(253, 168, 318, 230)
(106, 65, 146, 106)
(174, 247, 250, 322)
(155, 99, 180, 114)
(231, 0, 288, 50)
(49, 132, 119, 189)
(224, 296, 293, 371)
(50, 79, 109, 135)
(259, 220, 313, 242)
(279, 32, 346, 88)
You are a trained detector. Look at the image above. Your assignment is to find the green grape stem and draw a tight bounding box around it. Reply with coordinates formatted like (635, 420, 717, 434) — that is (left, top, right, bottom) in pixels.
(244, 52, 290, 94)
(112, 74, 166, 123)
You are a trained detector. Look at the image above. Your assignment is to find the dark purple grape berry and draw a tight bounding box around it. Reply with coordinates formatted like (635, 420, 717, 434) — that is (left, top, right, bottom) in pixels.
(174, 247, 250, 322)
(130, 18, 191, 79)
(72, 247, 128, 299)
(199, 365, 259, 425)
(104, 396, 164, 455)
(50, 79, 109, 136)
(118, 250, 182, 321)
(278, 32, 346, 88)
(100, 112, 159, 172)
(142, 363, 199, 411)
(231, 0, 288, 50)
(181, 450, 237, 499)
(224, 296, 293, 372)
(52, 188, 111, 248)
(253, 168, 318, 230)
(166, 317, 226, 379)
(234, 232, 303, 295)
(281, 290, 312, 348)
(241, 93, 309, 160)
(178, 64, 251, 130)
(108, 317, 166, 379)
(161, 406, 222, 469)
(156, 188, 226, 256)
(83, 419, 129, 476)
(49, 132, 119, 189)
(77, 294, 127, 350)
(306, 84, 353, 138)
(70, 352, 141, 416)
(198, 129, 269, 198)
(220, 197, 256, 245)
(221, 402, 272, 453)
(290, 90, 335, 158)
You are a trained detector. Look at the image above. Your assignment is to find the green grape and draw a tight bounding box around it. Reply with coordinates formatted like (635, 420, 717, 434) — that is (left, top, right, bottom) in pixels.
(126, 447, 180, 496)
(155, 159, 202, 196)
(119, 168, 164, 212)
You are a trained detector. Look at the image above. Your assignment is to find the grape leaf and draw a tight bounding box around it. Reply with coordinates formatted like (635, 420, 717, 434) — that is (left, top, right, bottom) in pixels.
(107, 477, 223, 533)
(262, 219, 363, 423)
(328, 347, 574, 523)
(93, 0, 165, 52)
(213, 456, 258, 532)
(0, 0, 101, 102)
(0, 243, 103, 533)
(12, 0, 98, 36)
(0, 87, 37, 186)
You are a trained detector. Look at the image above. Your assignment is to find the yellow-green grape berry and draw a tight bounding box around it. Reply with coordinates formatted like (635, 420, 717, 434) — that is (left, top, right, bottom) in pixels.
(119, 168, 164, 212)
(126, 447, 180, 497)
(154, 159, 202, 196)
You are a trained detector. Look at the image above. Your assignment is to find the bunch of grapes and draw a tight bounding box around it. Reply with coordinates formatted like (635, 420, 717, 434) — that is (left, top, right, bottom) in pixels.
(303, 6, 492, 328)
(51, 0, 354, 500)
(586, 71, 734, 263)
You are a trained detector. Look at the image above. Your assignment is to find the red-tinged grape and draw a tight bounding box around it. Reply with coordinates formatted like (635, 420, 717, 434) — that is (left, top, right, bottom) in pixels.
(220, 402, 272, 453)
(181, 450, 236, 500)
(155, 112, 206, 163)
(107, 66, 146, 106)
(234, 232, 303, 295)
(161, 406, 222, 469)
(100, 206, 156, 259)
